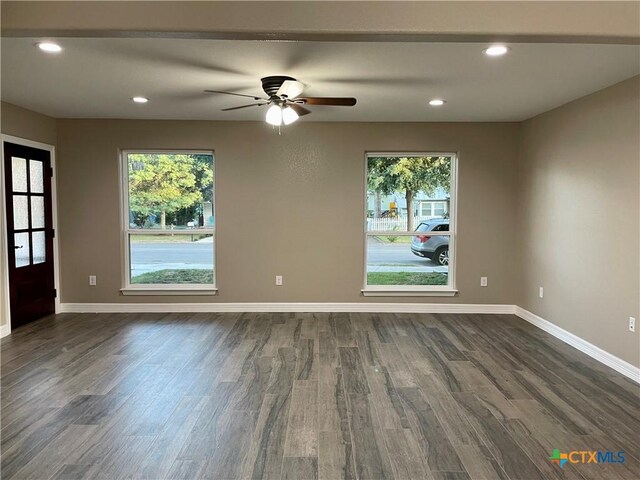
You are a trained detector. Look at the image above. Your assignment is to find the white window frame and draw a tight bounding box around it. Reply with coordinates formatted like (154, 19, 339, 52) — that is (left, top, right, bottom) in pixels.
(362, 152, 458, 296)
(119, 149, 217, 295)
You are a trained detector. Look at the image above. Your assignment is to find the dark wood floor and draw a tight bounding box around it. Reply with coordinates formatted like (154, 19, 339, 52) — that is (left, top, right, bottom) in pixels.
(1, 312, 639, 480)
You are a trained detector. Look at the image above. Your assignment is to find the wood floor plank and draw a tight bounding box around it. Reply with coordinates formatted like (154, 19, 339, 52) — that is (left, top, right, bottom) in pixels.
(397, 387, 467, 474)
(281, 456, 318, 480)
(346, 394, 394, 480)
(382, 428, 431, 480)
(363, 366, 409, 430)
(243, 394, 292, 480)
(452, 392, 546, 480)
(339, 347, 370, 395)
(318, 430, 355, 480)
(284, 381, 318, 457)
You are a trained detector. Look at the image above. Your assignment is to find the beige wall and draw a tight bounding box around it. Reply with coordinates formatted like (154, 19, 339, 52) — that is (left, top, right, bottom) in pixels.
(1, 102, 57, 145)
(56, 120, 520, 304)
(0, 102, 57, 327)
(518, 76, 640, 366)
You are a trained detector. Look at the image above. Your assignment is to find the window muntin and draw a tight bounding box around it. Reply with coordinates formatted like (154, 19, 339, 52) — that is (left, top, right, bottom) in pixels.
(122, 151, 215, 289)
(365, 154, 456, 291)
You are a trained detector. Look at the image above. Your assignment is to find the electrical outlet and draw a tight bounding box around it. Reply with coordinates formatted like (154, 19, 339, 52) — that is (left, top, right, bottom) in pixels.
(275, 275, 283, 286)
(89, 275, 97, 286)
(630, 317, 636, 333)
(539, 287, 544, 298)
(480, 277, 488, 287)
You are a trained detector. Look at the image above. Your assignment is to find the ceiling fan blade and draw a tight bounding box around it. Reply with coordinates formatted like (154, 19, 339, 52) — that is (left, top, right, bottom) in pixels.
(288, 103, 312, 116)
(221, 103, 267, 111)
(299, 97, 357, 106)
(277, 80, 305, 99)
(205, 90, 266, 101)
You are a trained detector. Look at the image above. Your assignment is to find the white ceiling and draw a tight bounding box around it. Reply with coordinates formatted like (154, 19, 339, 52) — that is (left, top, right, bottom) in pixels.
(1, 37, 638, 122)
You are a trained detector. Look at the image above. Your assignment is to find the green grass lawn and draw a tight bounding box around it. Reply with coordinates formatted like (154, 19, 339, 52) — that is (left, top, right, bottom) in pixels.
(132, 269, 214, 284)
(367, 272, 447, 285)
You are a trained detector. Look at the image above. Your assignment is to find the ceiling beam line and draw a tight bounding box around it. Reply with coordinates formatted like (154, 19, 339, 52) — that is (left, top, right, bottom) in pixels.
(2, 1, 639, 45)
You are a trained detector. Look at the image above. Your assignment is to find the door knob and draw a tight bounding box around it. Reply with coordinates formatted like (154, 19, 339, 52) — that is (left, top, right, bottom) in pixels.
(14, 245, 23, 249)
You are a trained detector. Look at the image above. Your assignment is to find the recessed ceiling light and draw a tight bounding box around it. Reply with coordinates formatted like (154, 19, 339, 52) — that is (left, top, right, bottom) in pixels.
(429, 99, 446, 106)
(36, 42, 62, 53)
(131, 96, 149, 104)
(483, 45, 510, 57)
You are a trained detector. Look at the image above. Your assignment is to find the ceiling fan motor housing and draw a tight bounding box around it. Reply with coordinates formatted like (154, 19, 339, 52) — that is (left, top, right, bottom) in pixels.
(261, 75, 296, 97)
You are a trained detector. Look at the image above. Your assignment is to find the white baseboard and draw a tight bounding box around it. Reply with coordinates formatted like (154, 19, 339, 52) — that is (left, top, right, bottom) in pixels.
(514, 306, 640, 383)
(0, 323, 11, 338)
(59, 302, 515, 314)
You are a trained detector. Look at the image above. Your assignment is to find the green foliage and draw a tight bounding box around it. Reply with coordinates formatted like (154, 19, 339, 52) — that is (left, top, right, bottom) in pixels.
(367, 156, 451, 197)
(128, 153, 213, 220)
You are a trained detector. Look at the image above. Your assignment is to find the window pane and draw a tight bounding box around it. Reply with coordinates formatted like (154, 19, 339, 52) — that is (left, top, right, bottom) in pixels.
(14, 232, 30, 267)
(129, 234, 214, 284)
(13, 195, 29, 230)
(30, 160, 44, 193)
(420, 204, 432, 217)
(31, 196, 45, 228)
(32, 231, 46, 264)
(366, 234, 450, 286)
(127, 153, 214, 230)
(367, 155, 452, 233)
(12, 157, 27, 192)
(366, 154, 453, 288)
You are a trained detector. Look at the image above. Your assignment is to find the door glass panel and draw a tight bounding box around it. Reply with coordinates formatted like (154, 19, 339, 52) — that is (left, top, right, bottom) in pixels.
(14, 232, 30, 267)
(12, 157, 28, 192)
(30, 160, 44, 193)
(31, 196, 45, 228)
(32, 231, 46, 264)
(13, 195, 29, 230)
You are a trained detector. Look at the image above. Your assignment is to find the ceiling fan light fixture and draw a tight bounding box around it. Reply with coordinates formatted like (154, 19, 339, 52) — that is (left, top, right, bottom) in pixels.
(277, 80, 305, 100)
(282, 106, 299, 125)
(266, 105, 283, 126)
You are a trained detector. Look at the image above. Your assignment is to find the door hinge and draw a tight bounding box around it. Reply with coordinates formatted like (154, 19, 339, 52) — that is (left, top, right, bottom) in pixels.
(52, 229, 55, 238)
(49, 167, 54, 178)
(53, 289, 57, 298)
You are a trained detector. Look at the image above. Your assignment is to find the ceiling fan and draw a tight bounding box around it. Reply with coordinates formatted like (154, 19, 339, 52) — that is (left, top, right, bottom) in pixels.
(205, 75, 357, 126)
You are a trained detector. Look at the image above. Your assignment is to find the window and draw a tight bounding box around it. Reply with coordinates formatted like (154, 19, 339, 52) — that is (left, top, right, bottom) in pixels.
(365, 153, 456, 294)
(121, 151, 215, 293)
(420, 203, 433, 217)
(433, 202, 447, 217)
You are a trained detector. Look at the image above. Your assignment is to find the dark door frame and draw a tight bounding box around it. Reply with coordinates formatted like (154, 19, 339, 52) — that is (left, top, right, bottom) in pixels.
(1, 134, 59, 336)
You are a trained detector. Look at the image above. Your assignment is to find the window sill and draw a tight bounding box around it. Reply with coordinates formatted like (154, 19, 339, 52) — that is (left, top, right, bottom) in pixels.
(121, 287, 218, 296)
(361, 288, 458, 297)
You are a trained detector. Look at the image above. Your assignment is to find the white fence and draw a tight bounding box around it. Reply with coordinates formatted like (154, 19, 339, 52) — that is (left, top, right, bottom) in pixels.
(366, 216, 436, 232)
